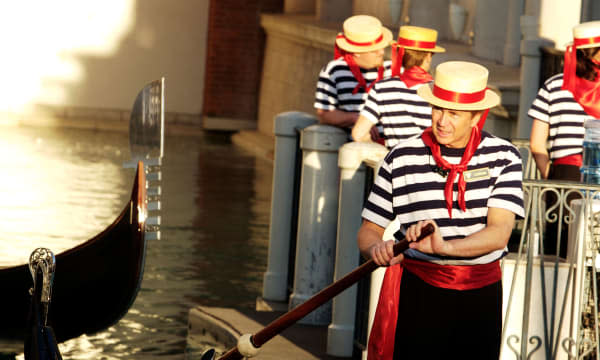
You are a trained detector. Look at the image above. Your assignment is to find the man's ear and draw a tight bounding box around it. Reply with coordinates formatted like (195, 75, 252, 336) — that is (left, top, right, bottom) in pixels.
(470, 111, 483, 128)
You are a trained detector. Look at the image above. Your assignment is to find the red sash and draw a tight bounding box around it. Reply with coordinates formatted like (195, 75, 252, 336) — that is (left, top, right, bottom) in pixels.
(367, 258, 502, 360)
(553, 154, 583, 167)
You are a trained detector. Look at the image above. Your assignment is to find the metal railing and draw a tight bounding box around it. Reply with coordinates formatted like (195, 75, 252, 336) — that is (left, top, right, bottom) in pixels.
(502, 180, 600, 359)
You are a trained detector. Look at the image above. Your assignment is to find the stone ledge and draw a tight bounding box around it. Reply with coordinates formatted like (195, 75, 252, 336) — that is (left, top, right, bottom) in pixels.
(0, 106, 205, 136)
(187, 305, 340, 360)
(203, 116, 257, 131)
(188, 307, 240, 352)
(261, 14, 338, 51)
(255, 296, 288, 312)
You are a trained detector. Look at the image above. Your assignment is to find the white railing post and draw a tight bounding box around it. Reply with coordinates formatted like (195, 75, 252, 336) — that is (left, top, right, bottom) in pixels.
(289, 124, 348, 325)
(262, 111, 318, 302)
(327, 142, 389, 357)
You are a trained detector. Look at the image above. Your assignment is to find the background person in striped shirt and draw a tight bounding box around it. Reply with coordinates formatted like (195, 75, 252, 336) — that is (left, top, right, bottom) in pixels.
(358, 61, 524, 359)
(528, 21, 600, 256)
(352, 25, 445, 149)
(314, 15, 392, 139)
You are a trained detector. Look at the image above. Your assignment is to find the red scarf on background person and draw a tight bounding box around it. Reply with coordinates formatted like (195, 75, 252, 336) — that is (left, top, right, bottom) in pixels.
(399, 66, 433, 88)
(561, 45, 600, 118)
(334, 34, 384, 94)
(421, 123, 482, 218)
(390, 43, 432, 87)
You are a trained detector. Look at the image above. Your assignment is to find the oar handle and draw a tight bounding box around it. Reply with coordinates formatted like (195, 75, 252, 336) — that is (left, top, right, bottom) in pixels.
(217, 223, 435, 360)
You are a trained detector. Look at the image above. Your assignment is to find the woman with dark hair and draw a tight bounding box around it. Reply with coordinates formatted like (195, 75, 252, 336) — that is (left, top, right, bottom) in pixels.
(528, 21, 600, 256)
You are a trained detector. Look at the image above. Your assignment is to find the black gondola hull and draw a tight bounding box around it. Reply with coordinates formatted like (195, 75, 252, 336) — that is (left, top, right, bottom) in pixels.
(0, 162, 147, 343)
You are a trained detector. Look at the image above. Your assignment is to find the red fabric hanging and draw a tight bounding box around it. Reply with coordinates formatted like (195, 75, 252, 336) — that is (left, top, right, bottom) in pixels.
(561, 43, 600, 118)
(567, 66, 600, 118)
(367, 265, 403, 360)
(562, 45, 577, 94)
(421, 125, 482, 218)
(390, 43, 404, 78)
(399, 66, 433, 88)
(367, 259, 502, 359)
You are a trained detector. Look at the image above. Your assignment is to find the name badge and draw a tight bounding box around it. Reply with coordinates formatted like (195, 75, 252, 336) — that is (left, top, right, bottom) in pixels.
(463, 167, 490, 182)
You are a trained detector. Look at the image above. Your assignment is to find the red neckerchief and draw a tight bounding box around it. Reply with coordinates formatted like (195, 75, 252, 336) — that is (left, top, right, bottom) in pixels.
(367, 259, 501, 359)
(562, 48, 600, 118)
(399, 66, 433, 88)
(421, 125, 482, 218)
(390, 43, 404, 78)
(334, 35, 384, 94)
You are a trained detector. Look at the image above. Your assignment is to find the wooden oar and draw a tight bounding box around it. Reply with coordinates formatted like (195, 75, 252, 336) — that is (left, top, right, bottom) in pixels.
(212, 223, 435, 360)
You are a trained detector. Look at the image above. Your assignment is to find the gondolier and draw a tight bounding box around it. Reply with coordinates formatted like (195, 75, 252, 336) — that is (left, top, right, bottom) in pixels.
(357, 61, 524, 359)
(528, 21, 600, 256)
(352, 25, 445, 148)
(314, 15, 392, 140)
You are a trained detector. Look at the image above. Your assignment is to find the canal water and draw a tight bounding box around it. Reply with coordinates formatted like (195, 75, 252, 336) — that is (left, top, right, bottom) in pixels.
(0, 125, 272, 359)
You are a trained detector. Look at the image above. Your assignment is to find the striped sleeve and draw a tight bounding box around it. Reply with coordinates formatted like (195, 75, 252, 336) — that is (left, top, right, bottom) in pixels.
(360, 86, 382, 124)
(314, 64, 338, 111)
(487, 143, 525, 218)
(362, 155, 395, 228)
(527, 75, 555, 123)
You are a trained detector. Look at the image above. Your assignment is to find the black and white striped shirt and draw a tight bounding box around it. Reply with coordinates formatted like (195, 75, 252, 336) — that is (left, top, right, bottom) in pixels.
(528, 73, 590, 160)
(362, 132, 524, 265)
(314, 59, 392, 113)
(360, 77, 432, 148)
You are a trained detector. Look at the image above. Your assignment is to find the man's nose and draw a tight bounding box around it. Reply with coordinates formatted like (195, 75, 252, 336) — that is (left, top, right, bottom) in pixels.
(436, 111, 449, 126)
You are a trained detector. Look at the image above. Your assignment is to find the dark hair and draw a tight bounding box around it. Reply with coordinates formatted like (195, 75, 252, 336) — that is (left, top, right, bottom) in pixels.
(576, 47, 600, 81)
(402, 49, 430, 70)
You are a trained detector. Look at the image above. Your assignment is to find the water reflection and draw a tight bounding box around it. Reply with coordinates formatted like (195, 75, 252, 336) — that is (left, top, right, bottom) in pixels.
(0, 127, 130, 266)
(0, 127, 272, 359)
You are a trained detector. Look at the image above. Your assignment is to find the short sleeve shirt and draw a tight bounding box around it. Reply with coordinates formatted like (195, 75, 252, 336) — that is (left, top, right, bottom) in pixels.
(362, 132, 524, 265)
(360, 77, 432, 148)
(528, 73, 590, 160)
(314, 59, 392, 114)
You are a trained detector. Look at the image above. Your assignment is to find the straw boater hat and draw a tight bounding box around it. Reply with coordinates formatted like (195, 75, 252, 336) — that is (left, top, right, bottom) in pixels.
(417, 61, 500, 110)
(569, 21, 600, 49)
(335, 15, 393, 53)
(392, 25, 446, 53)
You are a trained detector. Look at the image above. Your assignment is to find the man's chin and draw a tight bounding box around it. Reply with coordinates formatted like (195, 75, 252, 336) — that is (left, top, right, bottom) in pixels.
(433, 134, 451, 145)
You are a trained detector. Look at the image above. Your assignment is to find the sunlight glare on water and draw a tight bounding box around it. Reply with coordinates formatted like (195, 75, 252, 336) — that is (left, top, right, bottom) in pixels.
(0, 127, 130, 267)
(0, 125, 272, 359)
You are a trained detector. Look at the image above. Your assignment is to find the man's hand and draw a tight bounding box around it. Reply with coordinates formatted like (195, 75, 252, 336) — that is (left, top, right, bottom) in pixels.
(406, 220, 449, 256)
(369, 126, 381, 142)
(317, 109, 359, 128)
(368, 240, 404, 266)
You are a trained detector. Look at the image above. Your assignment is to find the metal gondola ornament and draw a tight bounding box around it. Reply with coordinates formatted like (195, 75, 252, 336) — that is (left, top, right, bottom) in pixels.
(24, 248, 62, 360)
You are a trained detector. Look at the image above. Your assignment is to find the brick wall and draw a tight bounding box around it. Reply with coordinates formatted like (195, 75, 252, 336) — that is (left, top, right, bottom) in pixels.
(203, 0, 284, 126)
